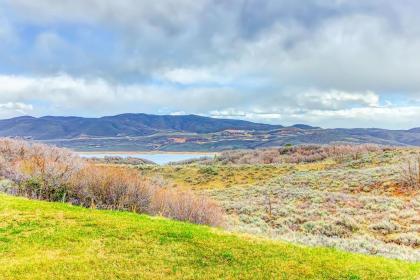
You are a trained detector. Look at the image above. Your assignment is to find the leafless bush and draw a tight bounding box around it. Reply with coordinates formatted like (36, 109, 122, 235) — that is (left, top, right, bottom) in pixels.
(389, 233, 420, 248)
(199, 144, 386, 165)
(151, 189, 224, 226)
(0, 138, 224, 226)
(0, 138, 84, 200)
(68, 165, 153, 211)
(87, 156, 156, 165)
(400, 155, 420, 190)
(370, 220, 400, 235)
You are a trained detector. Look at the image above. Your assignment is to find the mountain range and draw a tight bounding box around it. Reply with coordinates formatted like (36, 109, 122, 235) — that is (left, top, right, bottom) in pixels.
(0, 113, 419, 151)
(0, 114, 285, 139)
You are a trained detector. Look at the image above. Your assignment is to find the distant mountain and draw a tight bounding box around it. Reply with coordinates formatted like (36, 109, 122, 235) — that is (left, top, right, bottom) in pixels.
(0, 114, 419, 150)
(0, 113, 283, 140)
(289, 124, 320, 129)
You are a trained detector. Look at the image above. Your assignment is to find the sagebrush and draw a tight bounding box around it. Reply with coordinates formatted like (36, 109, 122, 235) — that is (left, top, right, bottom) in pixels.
(188, 144, 388, 165)
(400, 155, 420, 190)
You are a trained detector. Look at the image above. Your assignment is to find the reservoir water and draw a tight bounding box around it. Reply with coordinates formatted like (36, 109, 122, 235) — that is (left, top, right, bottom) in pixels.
(77, 152, 214, 165)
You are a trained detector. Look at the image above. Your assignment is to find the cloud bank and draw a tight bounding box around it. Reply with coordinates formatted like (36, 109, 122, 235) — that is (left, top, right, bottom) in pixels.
(0, 0, 419, 128)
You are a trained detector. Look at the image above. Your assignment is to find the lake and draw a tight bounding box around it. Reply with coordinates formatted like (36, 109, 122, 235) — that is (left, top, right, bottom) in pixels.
(77, 152, 215, 165)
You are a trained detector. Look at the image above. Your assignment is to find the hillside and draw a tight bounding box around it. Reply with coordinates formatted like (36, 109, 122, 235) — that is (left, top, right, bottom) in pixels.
(139, 145, 420, 261)
(0, 194, 418, 280)
(1, 114, 419, 150)
(0, 114, 282, 140)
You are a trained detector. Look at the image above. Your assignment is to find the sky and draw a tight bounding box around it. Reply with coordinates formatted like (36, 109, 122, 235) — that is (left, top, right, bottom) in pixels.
(0, 0, 419, 129)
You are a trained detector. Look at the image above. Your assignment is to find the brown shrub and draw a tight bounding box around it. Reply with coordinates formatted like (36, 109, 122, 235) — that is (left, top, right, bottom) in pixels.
(389, 233, 420, 248)
(151, 188, 224, 226)
(87, 156, 156, 165)
(68, 165, 154, 212)
(202, 144, 385, 165)
(0, 138, 224, 226)
(400, 155, 420, 190)
(0, 138, 84, 200)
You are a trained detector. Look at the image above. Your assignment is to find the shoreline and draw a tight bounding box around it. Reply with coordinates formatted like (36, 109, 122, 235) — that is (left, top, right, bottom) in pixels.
(74, 151, 219, 155)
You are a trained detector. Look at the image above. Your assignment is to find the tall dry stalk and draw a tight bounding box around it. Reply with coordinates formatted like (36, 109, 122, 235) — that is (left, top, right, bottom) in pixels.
(401, 155, 420, 190)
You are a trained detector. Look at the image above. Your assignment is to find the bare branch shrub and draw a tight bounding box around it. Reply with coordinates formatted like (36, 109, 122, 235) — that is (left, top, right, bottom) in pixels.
(87, 156, 156, 165)
(69, 165, 149, 210)
(0, 138, 224, 226)
(196, 144, 386, 165)
(151, 189, 224, 226)
(400, 155, 420, 190)
(0, 139, 84, 200)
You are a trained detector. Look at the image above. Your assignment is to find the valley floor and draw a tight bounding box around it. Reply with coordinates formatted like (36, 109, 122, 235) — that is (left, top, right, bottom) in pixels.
(0, 194, 419, 279)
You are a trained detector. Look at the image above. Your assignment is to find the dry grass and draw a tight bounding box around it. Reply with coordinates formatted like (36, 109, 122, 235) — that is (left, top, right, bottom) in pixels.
(138, 164, 294, 190)
(400, 154, 420, 190)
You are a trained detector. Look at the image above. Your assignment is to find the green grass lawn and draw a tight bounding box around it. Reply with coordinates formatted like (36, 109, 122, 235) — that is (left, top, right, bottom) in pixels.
(0, 194, 418, 280)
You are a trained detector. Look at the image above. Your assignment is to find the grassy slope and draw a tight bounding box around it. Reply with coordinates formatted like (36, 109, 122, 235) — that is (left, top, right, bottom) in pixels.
(137, 150, 420, 261)
(0, 195, 418, 280)
(138, 165, 294, 190)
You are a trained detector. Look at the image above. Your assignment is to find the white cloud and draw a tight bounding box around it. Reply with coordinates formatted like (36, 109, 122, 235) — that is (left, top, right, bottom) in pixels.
(296, 90, 380, 110)
(0, 74, 239, 116)
(160, 68, 228, 85)
(0, 73, 418, 128)
(0, 1, 420, 129)
(0, 102, 33, 118)
(0, 102, 33, 111)
(6, 0, 208, 31)
(296, 106, 420, 129)
(5, 0, 420, 96)
(209, 106, 420, 129)
(220, 14, 420, 94)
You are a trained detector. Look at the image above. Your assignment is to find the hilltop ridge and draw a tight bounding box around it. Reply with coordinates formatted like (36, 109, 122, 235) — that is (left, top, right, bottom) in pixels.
(0, 113, 419, 150)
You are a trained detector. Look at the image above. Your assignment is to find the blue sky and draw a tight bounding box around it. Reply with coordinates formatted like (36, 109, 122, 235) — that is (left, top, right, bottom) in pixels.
(0, 0, 419, 129)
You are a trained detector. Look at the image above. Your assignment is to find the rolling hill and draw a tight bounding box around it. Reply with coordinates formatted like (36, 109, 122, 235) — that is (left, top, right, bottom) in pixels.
(0, 113, 419, 150)
(0, 194, 418, 279)
(0, 114, 283, 140)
